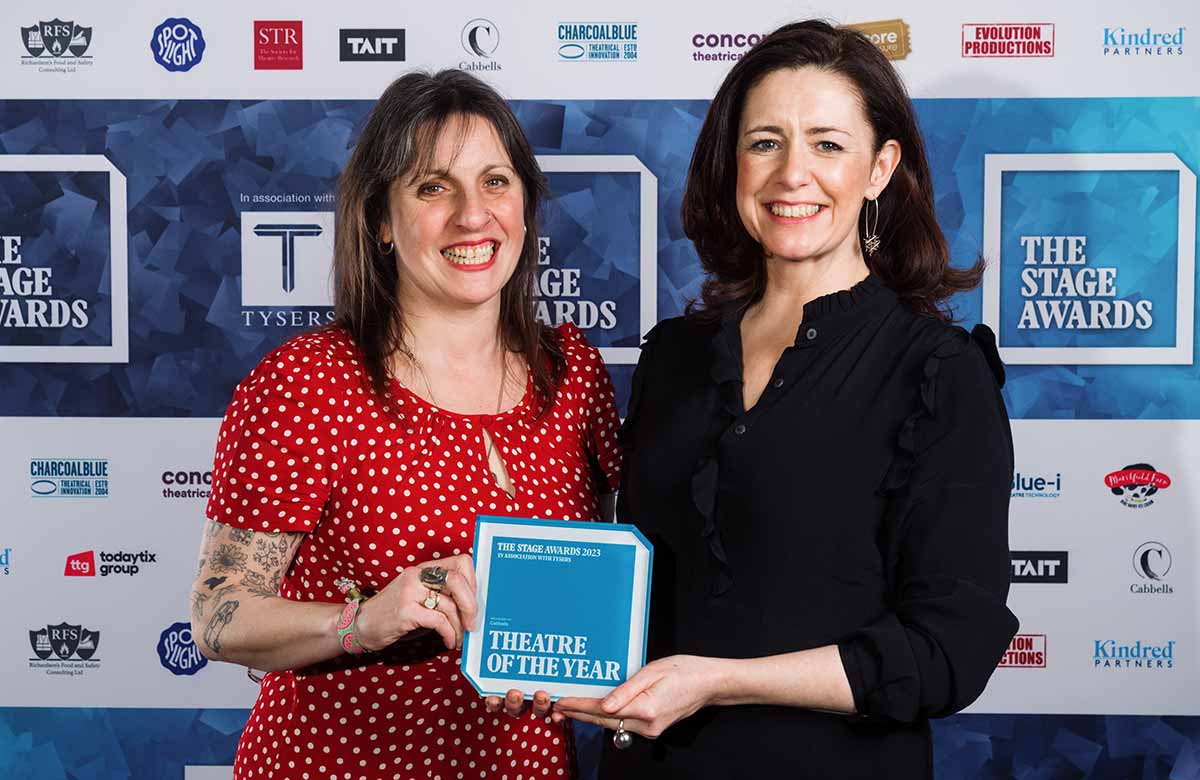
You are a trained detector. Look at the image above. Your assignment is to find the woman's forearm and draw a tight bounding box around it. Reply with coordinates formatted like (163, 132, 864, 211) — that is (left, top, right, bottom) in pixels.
(706, 645, 857, 713)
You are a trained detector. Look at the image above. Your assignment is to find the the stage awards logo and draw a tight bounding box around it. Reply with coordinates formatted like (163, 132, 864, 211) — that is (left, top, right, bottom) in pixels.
(158, 622, 208, 676)
(1105, 463, 1171, 508)
(254, 20, 303, 70)
(152, 18, 205, 72)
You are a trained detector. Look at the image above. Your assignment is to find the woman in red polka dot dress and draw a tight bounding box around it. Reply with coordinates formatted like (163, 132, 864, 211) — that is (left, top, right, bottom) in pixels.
(189, 70, 621, 780)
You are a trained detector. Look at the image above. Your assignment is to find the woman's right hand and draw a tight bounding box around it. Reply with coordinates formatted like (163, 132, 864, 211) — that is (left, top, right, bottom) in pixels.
(353, 554, 478, 651)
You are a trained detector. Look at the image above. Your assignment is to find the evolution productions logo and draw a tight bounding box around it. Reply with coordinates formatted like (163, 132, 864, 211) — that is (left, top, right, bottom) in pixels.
(30, 458, 109, 498)
(1131, 541, 1173, 595)
(65, 549, 157, 577)
(152, 18, 205, 72)
(1105, 463, 1171, 508)
(20, 18, 93, 74)
(461, 18, 501, 71)
(254, 20, 302, 70)
(557, 22, 638, 62)
(983, 153, 1196, 364)
(1103, 25, 1185, 56)
(240, 211, 336, 325)
(998, 634, 1047, 668)
(340, 29, 405, 61)
(158, 622, 208, 676)
(962, 24, 1054, 57)
(29, 622, 101, 676)
(1093, 639, 1175, 669)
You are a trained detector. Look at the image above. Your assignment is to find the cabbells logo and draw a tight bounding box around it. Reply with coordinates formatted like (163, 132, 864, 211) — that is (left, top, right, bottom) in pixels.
(983, 153, 1196, 364)
(157, 622, 208, 676)
(152, 18, 205, 72)
(460, 18, 501, 72)
(1131, 541, 1173, 594)
(30, 458, 109, 498)
(1103, 26, 1185, 56)
(29, 622, 101, 675)
(240, 211, 336, 325)
(64, 549, 156, 577)
(1105, 463, 1171, 508)
(1011, 471, 1062, 499)
(1093, 639, 1175, 669)
(998, 634, 1047, 668)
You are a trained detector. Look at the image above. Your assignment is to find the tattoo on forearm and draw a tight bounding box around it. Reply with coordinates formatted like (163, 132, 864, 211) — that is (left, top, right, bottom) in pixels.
(244, 569, 282, 599)
(195, 557, 206, 577)
(210, 543, 248, 574)
(203, 575, 228, 590)
(191, 590, 209, 618)
(229, 526, 254, 545)
(204, 600, 239, 654)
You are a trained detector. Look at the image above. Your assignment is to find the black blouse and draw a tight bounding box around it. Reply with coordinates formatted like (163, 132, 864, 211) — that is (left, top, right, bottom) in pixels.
(601, 276, 1019, 779)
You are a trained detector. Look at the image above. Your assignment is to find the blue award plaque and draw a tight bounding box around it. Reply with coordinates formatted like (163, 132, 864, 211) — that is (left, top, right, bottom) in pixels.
(463, 516, 653, 699)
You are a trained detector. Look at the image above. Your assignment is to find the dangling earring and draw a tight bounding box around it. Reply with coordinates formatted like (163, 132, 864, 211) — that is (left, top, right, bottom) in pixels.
(862, 198, 881, 257)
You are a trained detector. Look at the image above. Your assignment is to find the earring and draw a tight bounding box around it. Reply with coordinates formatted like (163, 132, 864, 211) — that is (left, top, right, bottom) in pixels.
(862, 198, 881, 257)
(379, 240, 394, 255)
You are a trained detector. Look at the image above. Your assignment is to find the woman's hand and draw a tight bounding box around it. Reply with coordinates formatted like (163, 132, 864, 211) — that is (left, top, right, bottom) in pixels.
(553, 655, 722, 738)
(483, 689, 555, 719)
(353, 554, 478, 651)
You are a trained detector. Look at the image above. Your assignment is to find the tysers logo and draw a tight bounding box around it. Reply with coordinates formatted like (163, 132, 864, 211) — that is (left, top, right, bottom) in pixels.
(152, 18, 205, 72)
(1103, 26, 1185, 56)
(64, 550, 95, 576)
(963, 24, 1054, 57)
(1131, 541, 1173, 595)
(254, 20, 302, 70)
(340, 29, 405, 61)
(461, 18, 501, 71)
(1105, 463, 1171, 508)
(1010, 551, 1068, 583)
(157, 622, 208, 676)
(1093, 639, 1175, 669)
(998, 634, 1047, 668)
(982, 153, 1196, 365)
(30, 458, 109, 497)
(29, 623, 101, 675)
(240, 211, 336, 323)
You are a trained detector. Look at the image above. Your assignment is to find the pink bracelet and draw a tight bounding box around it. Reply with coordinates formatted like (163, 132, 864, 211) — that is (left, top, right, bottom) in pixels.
(334, 577, 368, 654)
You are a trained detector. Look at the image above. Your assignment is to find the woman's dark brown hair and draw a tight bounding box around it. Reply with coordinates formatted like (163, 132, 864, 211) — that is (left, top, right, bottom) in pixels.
(333, 69, 562, 410)
(682, 20, 982, 321)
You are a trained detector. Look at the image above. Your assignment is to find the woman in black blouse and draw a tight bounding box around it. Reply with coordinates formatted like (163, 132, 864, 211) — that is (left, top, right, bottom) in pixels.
(555, 20, 1019, 778)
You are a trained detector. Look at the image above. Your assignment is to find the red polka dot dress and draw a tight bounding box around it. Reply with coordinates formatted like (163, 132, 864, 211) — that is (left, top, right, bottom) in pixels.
(206, 322, 622, 780)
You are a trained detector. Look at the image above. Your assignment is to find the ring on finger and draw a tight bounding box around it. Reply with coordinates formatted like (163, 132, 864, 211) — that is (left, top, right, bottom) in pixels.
(419, 565, 448, 593)
(422, 589, 440, 609)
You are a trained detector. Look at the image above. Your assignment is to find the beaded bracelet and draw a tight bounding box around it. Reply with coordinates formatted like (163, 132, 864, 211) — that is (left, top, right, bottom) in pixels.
(334, 577, 368, 654)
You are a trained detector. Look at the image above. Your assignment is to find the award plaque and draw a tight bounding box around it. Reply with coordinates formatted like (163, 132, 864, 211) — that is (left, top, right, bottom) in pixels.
(462, 515, 653, 699)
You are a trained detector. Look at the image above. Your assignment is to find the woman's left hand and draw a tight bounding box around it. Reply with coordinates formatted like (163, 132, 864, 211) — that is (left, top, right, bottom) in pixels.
(553, 655, 722, 739)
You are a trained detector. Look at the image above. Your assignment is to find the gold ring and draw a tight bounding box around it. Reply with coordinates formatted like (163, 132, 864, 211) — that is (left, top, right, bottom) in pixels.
(422, 589, 440, 610)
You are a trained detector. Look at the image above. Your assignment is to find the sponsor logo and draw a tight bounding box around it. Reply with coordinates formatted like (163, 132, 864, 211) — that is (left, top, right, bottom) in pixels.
(1131, 541, 1173, 594)
(254, 20, 302, 70)
(30, 458, 109, 498)
(461, 18, 501, 71)
(1, 234, 91, 330)
(534, 236, 618, 330)
(20, 19, 93, 74)
(1093, 639, 1175, 669)
(64, 549, 156, 577)
(28, 622, 101, 675)
(998, 634, 1047, 668)
(1011, 471, 1062, 498)
(152, 18, 205, 72)
(240, 211, 337, 325)
(844, 19, 911, 60)
(1, 546, 11, 576)
(340, 28, 405, 61)
(962, 23, 1054, 57)
(1105, 463, 1171, 508)
(1010, 551, 1068, 583)
(557, 23, 638, 62)
(161, 469, 212, 500)
(690, 32, 762, 62)
(157, 622, 208, 676)
(982, 153, 1195, 364)
(1103, 26, 1185, 56)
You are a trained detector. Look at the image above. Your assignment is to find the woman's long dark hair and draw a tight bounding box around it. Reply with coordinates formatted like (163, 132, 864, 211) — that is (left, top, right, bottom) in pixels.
(333, 69, 563, 410)
(682, 20, 982, 321)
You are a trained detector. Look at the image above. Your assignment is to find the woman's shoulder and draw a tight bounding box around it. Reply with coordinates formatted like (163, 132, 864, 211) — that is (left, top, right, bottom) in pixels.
(238, 326, 364, 396)
(900, 314, 1005, 390)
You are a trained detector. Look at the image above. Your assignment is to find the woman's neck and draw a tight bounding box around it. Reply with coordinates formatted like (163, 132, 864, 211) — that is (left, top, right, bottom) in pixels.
(396, 289, 506, 369)
(749, 249, 870, 329)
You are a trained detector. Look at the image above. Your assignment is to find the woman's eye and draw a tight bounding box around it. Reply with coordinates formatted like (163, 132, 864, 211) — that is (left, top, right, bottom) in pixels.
(485, 176, 508, 188)
(817, 140, 843, 153)
(418, 183, 445, 195)
(750, 139, 780, 152)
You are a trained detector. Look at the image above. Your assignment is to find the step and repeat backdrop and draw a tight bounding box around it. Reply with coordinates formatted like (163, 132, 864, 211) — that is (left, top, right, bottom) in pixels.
(2, 0, 1199, 777)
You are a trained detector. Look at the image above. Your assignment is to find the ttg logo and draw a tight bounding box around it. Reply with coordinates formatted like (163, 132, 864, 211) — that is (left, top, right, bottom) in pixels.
(240, 211, 335, 307)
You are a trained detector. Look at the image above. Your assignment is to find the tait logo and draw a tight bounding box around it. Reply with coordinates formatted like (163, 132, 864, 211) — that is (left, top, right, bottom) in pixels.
(340, 29, 405, 61)
(1011, 551, 1069, 583)
(1105, 463, 1171, 508)
(64, 550, 95, 576)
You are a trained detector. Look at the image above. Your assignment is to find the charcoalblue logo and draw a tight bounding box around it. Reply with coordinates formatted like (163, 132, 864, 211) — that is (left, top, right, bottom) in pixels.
(239, 211, 337, 326)
(340, 29, 405, 62)
(20, 18, 94, 74)
(157, 621, 207, 676)
(962, 24, 1054, 58)
(982, 153, 1196, 365)
(690, 32, 762, 63)
(1093, 639, 1175, 669)
(1, 546, 11, 576)
(1103, 26, 1185, 56)
(1011, 471, 1062, 498)
(460, 18, 501, 72)
(1131, 541, 1173, 594)
(29, 622, 101, 676)
(30, 458, 109, 498)
(1010, 551, 1068, 583)
(1105, 463, 1171, 508)
(557, 22, 638, 62)
(998, 634, 1046, 668)
(152, 18, 205, 72)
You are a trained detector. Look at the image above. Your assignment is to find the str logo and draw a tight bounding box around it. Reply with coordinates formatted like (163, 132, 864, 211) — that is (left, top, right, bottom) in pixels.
(340, 29, 405, 61)
(998, 634, 1046, 668)
(29, 623, 100, 661)
(240, 212, 335, 308)
(461, 18, 501, 71)
(21, 18, 92, 58)
(254, 20, 302, 70)
(1105, 463, 1171, 508)
(157, 621, 208, 676)
(152, 18, 205, 72)
(1010, 551, 1068, 583)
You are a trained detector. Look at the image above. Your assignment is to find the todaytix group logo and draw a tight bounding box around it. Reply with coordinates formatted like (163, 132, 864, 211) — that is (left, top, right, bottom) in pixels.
(1105, 463, 1170, 508)
(29, 623, 101, 676)
(30, 458, 109, 498)
(998, 634, 1046, 668)
(340, 29, 405, 61)
(1011, 551, 1068, 583)
(963, 24, 1054, 57)
(1093, 639, 1175, 669)
(65, 549, 156, 577)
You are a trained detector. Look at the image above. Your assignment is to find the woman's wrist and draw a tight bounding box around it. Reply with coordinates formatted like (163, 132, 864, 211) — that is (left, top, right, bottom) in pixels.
(703, 656, 736, 707)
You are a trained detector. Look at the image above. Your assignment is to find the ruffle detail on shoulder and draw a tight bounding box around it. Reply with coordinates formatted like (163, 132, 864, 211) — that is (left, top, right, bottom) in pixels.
(878, 324, 1003, 497)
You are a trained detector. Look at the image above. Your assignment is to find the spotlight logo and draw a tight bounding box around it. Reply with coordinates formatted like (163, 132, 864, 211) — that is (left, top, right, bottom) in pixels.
(962, 24, 1054, 57)
(1105, 463, 1171, 508)
(152, 18, 205, 72)
(460, 18, 501, 71)
(157, 622, 208, 676)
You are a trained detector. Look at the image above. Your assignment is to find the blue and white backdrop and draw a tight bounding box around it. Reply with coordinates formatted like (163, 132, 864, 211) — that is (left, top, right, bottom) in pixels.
(2, 0, 1199, 777)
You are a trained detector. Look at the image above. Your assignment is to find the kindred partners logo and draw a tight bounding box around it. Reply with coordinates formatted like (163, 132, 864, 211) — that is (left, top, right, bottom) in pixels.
(962, 24, 1054, 57)
(151, 18, 205, 72)
(998, 634, 1046, 668)
(843, 19, 911, 60)
(1011, 470, 1062, 499)
(340, 29, 405, 62)
(1093, 639, 1175, 669)
(1105, 463, 1171, 508)
(1103, 26, 1185, 56)
(461, 18, 501, 72)
(29, 622, 101, 676)
(162, 469, 212, 500)
(254, 20, 302, 70)
(239, 211, 336, 327)
(690, 32, 762, 63)
(20, 18, 94, 74)
(158, 621, 208, 676)
(557, 22, 638, 62)
(1, 547, 11, 576)
(65, 549, 157, 577)
(30, 458, 109, 498)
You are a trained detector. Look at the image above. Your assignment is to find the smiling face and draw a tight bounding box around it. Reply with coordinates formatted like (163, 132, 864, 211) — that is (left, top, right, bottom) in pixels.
(735, 66, 900, 267)
(380, 114, 526, 313)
